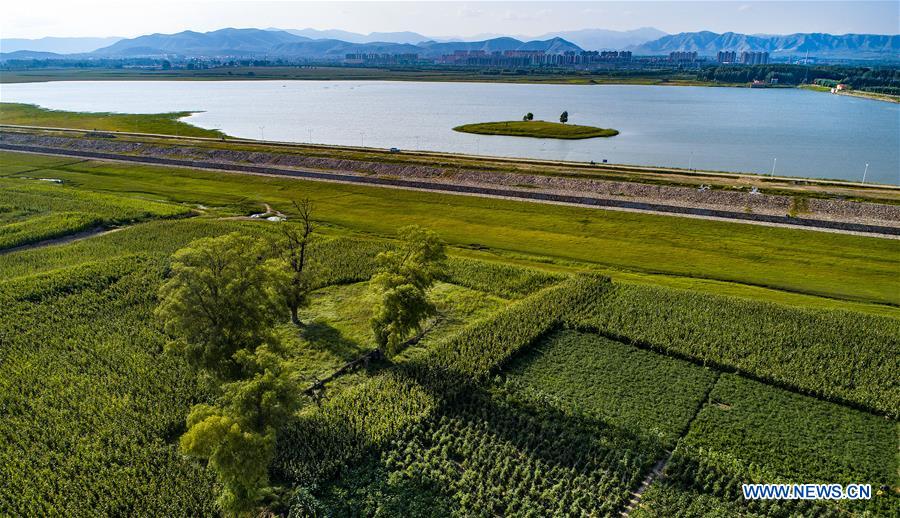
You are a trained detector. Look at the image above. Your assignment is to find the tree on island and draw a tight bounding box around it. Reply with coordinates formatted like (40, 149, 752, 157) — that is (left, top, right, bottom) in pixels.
(370, 225, 446, 357)
(560, 111, 569, 124)
(523, 112, 534, 121)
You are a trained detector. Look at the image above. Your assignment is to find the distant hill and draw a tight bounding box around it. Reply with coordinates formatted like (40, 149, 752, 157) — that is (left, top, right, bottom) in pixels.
(92, 28, 308, 56)
(417, 37, 582, 57)
(0, 36, 122, 54)
(533, 27, 667, 50)
(0, 50, 66, 60)
(279, 28, 431, 44)
(18, 28, 896, 62)
(87, 28, 584, 59)
(632, 31, 900, 59)
(270, 40, 422, 59)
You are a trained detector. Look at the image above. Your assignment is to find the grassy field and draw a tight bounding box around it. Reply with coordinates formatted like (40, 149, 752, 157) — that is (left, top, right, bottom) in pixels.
(453, 120, 619, 139)
(2, 151, 897, 309)
(0, 176, 191, 250)
(1, 143, 896, 516)
(0, 102, 225, 137)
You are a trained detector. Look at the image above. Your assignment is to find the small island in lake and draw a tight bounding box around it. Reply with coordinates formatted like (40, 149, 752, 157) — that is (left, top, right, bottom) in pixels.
(453, 120, 619, 139)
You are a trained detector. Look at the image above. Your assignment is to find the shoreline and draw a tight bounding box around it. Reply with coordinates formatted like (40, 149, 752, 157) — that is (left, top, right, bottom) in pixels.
(798, 84, 900, 104)
(1, 67, 896, 103)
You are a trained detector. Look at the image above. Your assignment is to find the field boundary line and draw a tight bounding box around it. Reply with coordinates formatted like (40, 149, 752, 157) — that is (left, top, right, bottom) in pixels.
(621, 372, 723, 516)
(0, 226, 125, 256)
(574, 326, 894, 417)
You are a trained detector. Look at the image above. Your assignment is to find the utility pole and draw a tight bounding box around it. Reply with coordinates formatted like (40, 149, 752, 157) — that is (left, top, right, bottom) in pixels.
(862, 163, 869, 184)
(771, 157, 777, 177)
(259, 126, 265, 140)
(804, 51, 810, 83)
(688, 152, 693, 171)
(360, 132, 365, 147)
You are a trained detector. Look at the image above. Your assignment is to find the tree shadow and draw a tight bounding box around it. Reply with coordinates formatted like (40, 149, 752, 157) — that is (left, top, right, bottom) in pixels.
(298, 320, 368, 363)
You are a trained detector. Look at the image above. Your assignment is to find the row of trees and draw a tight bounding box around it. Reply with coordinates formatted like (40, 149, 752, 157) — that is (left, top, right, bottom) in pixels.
(154, 201, 446, 515)
(520, 111, 569, 123)
(696, 64, 900, 88)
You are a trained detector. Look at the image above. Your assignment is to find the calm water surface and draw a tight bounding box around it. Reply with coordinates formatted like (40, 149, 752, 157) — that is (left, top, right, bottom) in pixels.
(2, 80, 898, 184)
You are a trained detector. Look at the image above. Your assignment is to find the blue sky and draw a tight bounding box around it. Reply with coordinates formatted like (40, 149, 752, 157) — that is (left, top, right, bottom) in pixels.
(3, 1, 899, 39)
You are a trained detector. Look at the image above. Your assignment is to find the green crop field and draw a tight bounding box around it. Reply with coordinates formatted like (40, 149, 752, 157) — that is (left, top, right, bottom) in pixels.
(311, 384, 657, 516)
(453, 120, 619, 139)
(566, 283, 900, 416)
(0, 176, 191, 250)
(504, 330, 718, 446)
(0, 102, 225, 137)
(635, 374, 899, 517)
(685, 374, 896, 487)
(0, 144, 896, 517)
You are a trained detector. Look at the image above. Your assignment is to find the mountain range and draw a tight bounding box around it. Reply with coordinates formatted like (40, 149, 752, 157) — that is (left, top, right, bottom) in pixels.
(2, 28, 897, 61)
(631, 31, 900, 59)
(275, 27, 667, 50)
(92, 28, 304, 56)
(537, 27, 667, 51)
(0, 27, 663, 54)
(276, 28, 431, 44)
(43, 28, 585, 59)
(0, 36, 123, 54)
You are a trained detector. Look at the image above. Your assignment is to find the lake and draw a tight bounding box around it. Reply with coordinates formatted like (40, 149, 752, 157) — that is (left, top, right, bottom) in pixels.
(2, 80, 898, 184)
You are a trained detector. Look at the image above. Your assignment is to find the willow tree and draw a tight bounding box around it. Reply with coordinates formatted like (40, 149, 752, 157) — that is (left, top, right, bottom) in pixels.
(180, 346, 301, 516)
(155, 232, 276, 380)
(370, 225, 446, 357)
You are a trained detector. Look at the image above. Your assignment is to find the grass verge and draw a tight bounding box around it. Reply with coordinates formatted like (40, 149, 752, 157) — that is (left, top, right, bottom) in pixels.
(0, 102, 224, 137)
(2, 150, 898, 306)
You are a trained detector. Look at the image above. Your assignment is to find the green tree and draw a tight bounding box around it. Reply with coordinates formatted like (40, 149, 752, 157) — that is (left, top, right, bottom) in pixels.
(370, 226, 446, 357)
(524, 112, 534, 121)
(155, 232, 276, 380)
(559, 111, 568, 124)
(266, 200, 319, 326)
(180, 346, 302, 516)
(180, 407, 273, 516)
